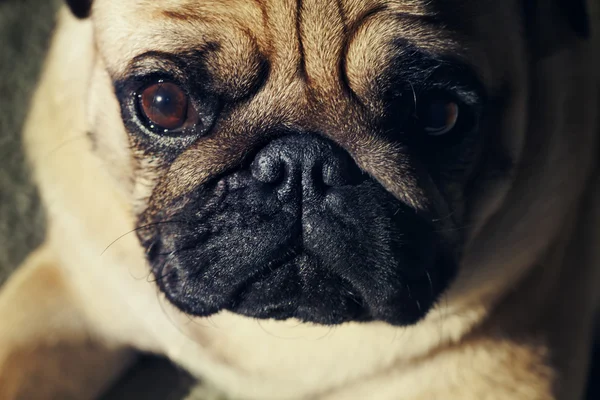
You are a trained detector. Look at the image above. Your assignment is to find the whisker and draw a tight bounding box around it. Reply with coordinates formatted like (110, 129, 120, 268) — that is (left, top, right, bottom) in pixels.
(425, 270, 434, 297)
(100, 220, 185, 256)
(147, 251, 180, 283)
(46, 134, 89, 157)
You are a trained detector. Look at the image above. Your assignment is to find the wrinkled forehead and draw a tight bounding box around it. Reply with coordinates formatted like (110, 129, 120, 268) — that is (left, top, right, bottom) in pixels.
(93, 0, 266, 67)
(92, 0, 522, 89)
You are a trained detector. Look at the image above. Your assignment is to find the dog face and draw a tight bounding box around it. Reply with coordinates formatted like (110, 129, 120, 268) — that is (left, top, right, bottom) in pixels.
(73, 0, 590, 326)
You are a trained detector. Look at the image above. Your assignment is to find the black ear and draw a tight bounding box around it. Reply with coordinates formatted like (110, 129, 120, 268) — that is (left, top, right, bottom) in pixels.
(523, 0, 591, 57)
(65, 0, 93, 19)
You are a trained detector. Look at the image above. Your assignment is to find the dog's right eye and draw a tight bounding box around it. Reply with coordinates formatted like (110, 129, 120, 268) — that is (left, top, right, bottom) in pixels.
(137, 81, 198, 133)
(419, 99, 460, 137)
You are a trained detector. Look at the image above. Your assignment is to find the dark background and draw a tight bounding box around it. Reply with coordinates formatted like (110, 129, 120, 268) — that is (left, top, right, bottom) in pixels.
(0, 1, 596, 399)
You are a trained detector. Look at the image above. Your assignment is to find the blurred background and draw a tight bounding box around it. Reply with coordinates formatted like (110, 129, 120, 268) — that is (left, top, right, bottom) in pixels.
(0, 1, 597, 399)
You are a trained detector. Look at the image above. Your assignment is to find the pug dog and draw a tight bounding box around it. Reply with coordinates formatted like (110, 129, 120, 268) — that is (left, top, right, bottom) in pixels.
(0, 0, 599, 399)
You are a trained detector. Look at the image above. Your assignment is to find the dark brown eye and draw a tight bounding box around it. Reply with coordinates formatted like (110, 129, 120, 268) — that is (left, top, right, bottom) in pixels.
(421, 100, 459, 136)
(138, 81, 194, 132)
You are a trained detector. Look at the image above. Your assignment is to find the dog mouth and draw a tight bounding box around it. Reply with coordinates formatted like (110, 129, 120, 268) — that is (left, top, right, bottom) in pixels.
(138, 135, 457, 326)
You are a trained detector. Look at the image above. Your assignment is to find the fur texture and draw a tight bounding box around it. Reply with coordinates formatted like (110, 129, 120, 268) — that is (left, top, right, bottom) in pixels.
(0, 0, 599, 399)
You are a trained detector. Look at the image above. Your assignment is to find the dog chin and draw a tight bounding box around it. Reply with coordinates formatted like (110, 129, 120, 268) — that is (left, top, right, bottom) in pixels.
(138, 136, 458, 326)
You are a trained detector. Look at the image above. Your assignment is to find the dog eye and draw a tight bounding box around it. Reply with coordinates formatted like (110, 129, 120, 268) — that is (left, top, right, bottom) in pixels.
(419, 99, 459, 136)
(137, 81, 197, 132)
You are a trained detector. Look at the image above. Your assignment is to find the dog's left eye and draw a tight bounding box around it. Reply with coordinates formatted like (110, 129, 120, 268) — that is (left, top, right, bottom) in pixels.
(137, 81, 198, 133)
(418, 99, 460, 136)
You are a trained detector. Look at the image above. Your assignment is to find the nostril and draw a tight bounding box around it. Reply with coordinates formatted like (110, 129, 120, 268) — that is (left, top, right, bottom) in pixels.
(322, 158, 366, 188)
(249, 135, 366, 195)
(251, 153, 283, 184)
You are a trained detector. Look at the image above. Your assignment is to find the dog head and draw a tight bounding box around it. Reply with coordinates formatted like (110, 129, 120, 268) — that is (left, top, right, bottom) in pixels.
(66, 0, 594, 327)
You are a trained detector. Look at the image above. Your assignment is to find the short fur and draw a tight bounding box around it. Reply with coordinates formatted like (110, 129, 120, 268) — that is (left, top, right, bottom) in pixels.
(0, 0, 599, 399)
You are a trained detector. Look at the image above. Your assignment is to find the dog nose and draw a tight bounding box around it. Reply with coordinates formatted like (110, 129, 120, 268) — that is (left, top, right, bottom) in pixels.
(250, 135, 364, 199)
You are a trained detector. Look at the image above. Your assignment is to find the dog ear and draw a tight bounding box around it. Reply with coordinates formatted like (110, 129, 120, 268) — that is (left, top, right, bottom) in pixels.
(65, 0, 93, 19)
(523, 0, 590, 57)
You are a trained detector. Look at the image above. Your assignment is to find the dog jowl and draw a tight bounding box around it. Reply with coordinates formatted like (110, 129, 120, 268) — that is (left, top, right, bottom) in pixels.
(102, 2, 492, 326)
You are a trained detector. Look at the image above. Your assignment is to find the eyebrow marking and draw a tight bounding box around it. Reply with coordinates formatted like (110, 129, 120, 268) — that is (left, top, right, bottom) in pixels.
(345, 7, 443, 56)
